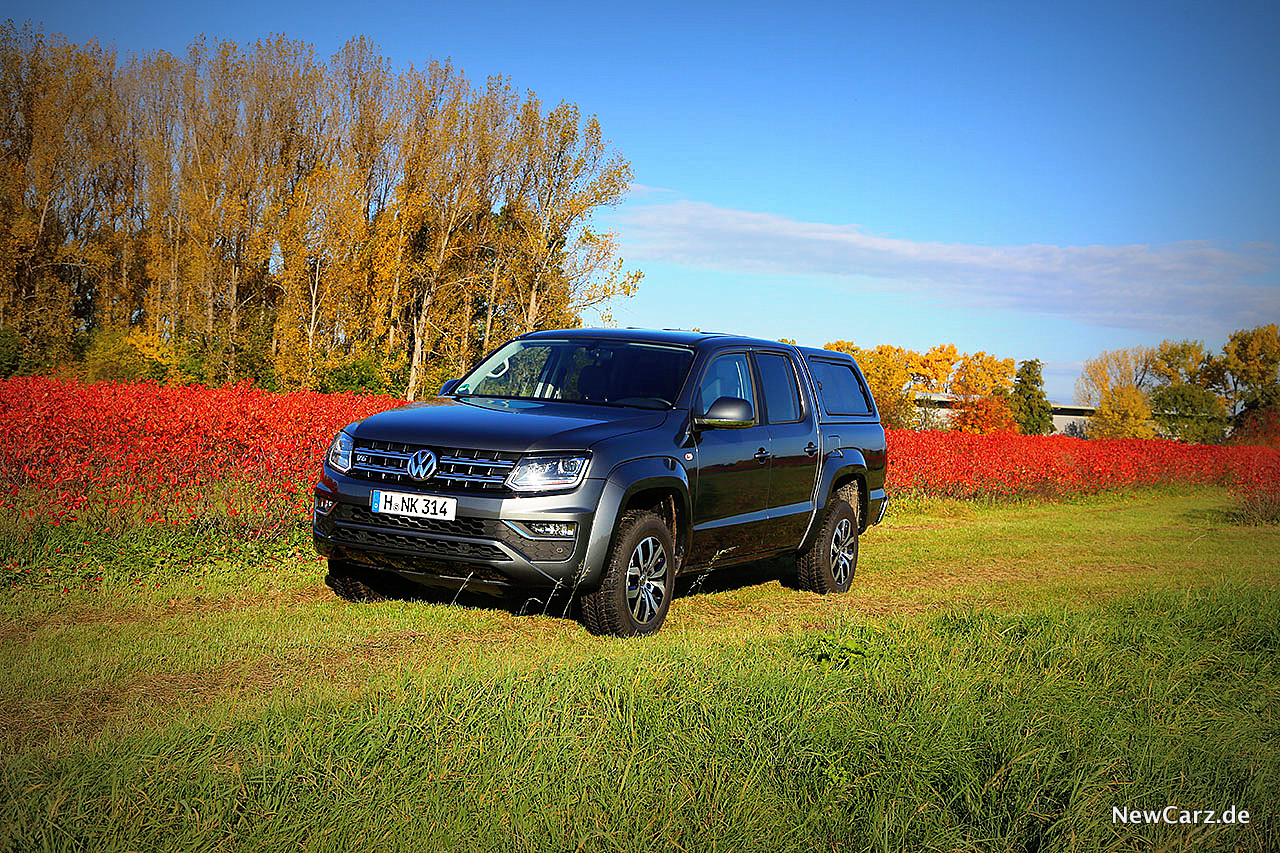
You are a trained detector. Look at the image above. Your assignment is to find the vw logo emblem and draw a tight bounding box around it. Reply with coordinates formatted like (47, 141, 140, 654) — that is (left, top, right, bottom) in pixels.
(406, 449, 437, 481)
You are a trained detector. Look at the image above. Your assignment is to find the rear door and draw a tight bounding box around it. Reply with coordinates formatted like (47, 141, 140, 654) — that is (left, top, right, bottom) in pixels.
(754, 350, 821, 549)
(688, 350, 773, 567)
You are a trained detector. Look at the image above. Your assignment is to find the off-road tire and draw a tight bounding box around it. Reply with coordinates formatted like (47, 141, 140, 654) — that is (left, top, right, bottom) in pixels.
(835, 481, 863, 530)
(796, 498, 858, 594)
(326, 560, 390, 603)
(581, 511, 675, 637)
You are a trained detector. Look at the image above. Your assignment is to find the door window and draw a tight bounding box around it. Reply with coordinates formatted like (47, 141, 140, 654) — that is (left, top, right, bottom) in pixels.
(698, 353, 756, 416)
(755, 353, 802, 423)
(808, 359, 873, 415)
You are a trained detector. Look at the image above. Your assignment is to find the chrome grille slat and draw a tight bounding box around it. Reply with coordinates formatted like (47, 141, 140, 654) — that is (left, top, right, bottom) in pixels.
(433, 473, 507, 484)
(438, 455, 515, 469)
(349, 439, 519, 491)
(353, 460, 410, 475)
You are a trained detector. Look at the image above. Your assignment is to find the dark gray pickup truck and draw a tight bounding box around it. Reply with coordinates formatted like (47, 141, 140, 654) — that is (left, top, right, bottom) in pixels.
(313, 328, 887, 636)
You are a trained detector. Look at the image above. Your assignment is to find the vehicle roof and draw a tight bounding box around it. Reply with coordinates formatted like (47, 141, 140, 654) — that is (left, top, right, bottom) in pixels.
(518, 327, 804, 351)
(797, 345, 855, 362)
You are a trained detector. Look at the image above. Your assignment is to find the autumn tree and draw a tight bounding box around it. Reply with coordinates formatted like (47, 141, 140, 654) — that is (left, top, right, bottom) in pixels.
(1150, 339, 1208, 387)
(1089, 385, 1156, 439)
(951, 351, 1016, 434)
(1075, 346, 1157, 439)
(910, 343, 958, 393)
(0, 28, 643, 395)
(1075, 345, 1155, 407)
(1214, 324, 1280, 415)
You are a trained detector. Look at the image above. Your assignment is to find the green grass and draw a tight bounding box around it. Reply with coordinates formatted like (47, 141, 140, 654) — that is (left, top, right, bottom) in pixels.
(2, 487, 1278, 851)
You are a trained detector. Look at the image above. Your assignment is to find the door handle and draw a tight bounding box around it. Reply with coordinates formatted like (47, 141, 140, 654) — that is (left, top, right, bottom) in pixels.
(804, 442, 819, 456)
(754, 447, 771, 463)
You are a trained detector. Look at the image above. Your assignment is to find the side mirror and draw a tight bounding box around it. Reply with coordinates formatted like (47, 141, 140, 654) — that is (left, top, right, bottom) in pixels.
(694, 396, 754, 429)
(439, 378, 461, 396)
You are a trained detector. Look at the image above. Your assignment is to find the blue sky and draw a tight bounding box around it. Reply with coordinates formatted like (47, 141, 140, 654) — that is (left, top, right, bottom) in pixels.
(9, 0, 1280, 401)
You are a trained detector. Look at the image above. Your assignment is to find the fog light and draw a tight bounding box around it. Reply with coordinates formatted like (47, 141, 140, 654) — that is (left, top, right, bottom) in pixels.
(526, 521, 576, 538)
(315, 495, 336, 516)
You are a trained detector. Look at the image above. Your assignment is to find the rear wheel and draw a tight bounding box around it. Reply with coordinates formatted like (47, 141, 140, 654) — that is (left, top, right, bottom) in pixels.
(581, 511, 675, 637)
(796, 498, 858, 594)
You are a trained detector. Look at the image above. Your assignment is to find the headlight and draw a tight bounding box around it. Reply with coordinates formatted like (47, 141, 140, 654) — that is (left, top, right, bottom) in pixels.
(505, 454, 590, 492)
(327, 430, 354, 473)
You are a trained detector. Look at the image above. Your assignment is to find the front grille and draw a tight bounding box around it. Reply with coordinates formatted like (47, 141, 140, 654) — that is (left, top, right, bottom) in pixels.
(350, 439, 519, 491)
(325, 503, 576, 564)
(337, 504, 494, 538)
(329, 525, 508, 561)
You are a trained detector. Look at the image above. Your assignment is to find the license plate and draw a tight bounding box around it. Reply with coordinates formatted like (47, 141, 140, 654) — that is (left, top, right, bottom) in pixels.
(370, 489, 457, 520)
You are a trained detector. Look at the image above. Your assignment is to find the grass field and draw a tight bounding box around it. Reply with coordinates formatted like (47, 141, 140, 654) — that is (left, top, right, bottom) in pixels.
(2, 486, 1278, 851)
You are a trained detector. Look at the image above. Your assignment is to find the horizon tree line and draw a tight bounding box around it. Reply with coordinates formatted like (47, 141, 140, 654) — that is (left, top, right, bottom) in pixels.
(0, 23, 641, 396)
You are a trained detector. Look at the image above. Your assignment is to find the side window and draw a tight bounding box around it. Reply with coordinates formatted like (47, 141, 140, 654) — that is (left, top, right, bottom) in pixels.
(808, 359, 873, 415)
(697, 352, 756, 416)
(755, 353, 802, 423)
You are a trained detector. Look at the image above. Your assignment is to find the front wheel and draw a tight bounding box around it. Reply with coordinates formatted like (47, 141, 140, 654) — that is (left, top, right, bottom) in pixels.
(796, 499, 858, 594)
(581, 511, 675, 637)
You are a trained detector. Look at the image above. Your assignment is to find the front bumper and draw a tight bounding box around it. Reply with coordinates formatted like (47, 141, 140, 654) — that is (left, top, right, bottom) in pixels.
(313, 467, 605, 592)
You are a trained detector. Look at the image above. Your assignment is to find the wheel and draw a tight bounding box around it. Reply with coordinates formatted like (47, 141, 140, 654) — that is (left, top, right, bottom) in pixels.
(326, 559, 390, 602)
(581, 511, 675, 637)
(796, 498, 858, 594)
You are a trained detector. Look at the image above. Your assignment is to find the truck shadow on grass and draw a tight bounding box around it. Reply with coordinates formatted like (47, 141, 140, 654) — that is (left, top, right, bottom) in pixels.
(328, 554, 803, 624)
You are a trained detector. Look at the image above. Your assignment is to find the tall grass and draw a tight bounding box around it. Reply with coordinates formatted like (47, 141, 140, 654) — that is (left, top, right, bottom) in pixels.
(3, 584, 1276, 852)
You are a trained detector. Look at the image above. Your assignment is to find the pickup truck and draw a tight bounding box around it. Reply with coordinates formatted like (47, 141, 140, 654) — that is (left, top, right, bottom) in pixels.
(313, 328, 888, 636)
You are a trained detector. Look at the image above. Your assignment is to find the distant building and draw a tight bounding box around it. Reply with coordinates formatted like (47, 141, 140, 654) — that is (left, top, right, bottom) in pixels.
(914, 393, 1094, 435)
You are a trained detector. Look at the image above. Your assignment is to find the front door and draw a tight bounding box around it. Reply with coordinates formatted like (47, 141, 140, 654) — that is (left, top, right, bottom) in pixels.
(688, 351, 773, 568)
(754, 351, 820, 549)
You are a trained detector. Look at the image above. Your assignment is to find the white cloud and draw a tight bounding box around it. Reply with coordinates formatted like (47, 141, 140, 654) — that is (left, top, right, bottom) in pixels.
(617, 200, 1280, 334)
(625, 182, 676, 196)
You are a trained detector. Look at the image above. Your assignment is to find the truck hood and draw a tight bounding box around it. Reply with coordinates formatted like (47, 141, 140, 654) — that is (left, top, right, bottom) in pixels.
(351, 396, 669, 453)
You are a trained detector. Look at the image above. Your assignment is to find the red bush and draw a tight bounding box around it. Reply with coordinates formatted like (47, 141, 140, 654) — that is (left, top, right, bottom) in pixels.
(887, 429, 1280, 500)
(1, 377, 402, 531)
(3, 379, 1278, 530)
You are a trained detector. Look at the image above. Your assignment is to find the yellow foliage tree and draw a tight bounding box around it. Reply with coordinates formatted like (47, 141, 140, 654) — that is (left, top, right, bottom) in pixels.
(952, 351, 1015, 398)
(0, 27, 642, 395)
(910, 343, 959, 393)
(1075, 345, 1155, 406)
(1089, 385, 1156, 439)
(950, 351, 1016, 434)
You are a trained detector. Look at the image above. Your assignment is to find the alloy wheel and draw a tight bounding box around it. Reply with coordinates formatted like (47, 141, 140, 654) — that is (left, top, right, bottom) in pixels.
(626, 535, 668, 624)
(829, 518, 855, 586)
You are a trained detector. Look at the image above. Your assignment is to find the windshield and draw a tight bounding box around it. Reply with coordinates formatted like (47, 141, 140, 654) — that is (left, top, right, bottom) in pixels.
(454, 339, 695, 410)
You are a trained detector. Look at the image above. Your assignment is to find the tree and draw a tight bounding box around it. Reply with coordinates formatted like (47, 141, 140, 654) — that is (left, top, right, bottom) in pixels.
(953, 393, 1018, 434)
(910, 343, 958, 393)
(1075, 345, 1155, 406)
(1232, 383, 1280, 448)
(1211, 324, 1280, 415)
(1150, 339, 1208, 387)
(951, 351, 1015, 434)
(1088, 385, 1156, 439)
(0, 28, 642, 395)
(1009, 359, 1053, 435)
(1150, 384, 1227, 444)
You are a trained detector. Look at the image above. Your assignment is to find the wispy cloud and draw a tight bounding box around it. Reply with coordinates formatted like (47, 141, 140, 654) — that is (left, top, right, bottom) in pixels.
(625, 182, 677, 196)
(617, 200, 1280, 333)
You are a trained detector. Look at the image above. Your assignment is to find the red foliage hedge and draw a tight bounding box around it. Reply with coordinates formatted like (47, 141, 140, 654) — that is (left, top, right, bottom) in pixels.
(3, 378, 1277, 527)
(888, 429, 1280, 499)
